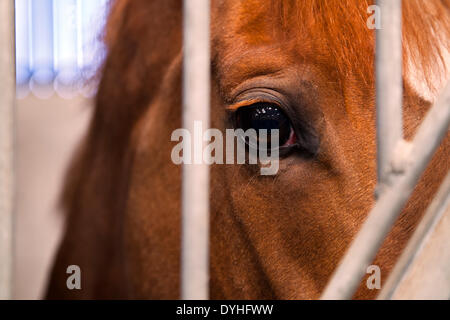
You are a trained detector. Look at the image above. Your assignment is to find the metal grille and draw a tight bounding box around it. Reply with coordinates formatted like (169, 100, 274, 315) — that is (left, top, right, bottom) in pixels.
(0, 0, 448, 300)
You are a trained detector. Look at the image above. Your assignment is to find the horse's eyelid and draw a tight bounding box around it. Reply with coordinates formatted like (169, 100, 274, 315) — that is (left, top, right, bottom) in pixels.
(226, 99, 280, 111)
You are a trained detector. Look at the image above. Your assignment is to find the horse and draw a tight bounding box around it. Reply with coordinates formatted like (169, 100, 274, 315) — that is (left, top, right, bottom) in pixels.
(46, 0, 450, 299)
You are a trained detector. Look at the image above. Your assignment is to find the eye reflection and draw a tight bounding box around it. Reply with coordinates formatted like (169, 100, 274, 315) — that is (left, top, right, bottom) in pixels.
(235, 103, 296, 149)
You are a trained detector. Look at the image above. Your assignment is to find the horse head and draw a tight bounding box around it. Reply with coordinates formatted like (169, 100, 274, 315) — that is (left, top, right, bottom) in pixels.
(47, 0, 450, 299)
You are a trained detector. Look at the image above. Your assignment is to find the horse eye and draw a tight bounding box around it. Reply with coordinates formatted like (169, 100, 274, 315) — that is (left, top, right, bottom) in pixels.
(235, 103, 297, 148)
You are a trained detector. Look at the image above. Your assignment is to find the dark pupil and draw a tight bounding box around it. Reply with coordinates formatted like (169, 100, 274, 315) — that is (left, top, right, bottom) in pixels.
(236, 103, 291, 148)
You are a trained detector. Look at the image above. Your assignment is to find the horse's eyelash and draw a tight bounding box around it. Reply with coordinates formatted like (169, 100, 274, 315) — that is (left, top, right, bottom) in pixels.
(226, 98, 279, 112)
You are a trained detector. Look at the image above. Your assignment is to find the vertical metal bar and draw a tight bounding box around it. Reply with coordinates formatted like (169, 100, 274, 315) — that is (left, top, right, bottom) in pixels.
(181, 0, 211, 300)
(321, 82, 450, 300)
(376, 0, 403, 191)
(0, 0, 15, 300)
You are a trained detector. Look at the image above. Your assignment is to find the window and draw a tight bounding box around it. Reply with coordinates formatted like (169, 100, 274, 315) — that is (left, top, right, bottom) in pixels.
(15, 0, 109, 98)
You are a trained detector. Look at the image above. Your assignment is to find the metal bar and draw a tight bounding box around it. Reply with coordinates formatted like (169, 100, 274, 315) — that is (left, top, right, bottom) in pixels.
(378, 173, 450, 300)
(375, 0, 403, 191)
(0, 0, 15, 300)
(181, 0, 211, 300)
(321, 81, 450, 300)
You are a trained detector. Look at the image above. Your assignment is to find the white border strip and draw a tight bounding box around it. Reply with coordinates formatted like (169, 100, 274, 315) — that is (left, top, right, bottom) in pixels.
(0, 0, 15, 301)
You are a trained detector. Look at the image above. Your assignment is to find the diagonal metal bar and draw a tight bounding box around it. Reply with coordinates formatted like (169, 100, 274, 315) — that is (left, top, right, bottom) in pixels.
(378, 173, 450, 300)
(321, 81, 450, 300)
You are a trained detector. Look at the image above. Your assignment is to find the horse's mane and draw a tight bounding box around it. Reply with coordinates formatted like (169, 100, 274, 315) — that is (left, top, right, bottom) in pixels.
(266, 0, 450, 89)
(60, 0, 182, 215)
(403, 0, 450, 94)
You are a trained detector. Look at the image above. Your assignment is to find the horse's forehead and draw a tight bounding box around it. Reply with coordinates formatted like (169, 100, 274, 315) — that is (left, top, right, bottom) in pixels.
(211, 2, 318, 96)
(211, 0, 450, 103)
(211, 0, 375, 93)
(212, 0, 278, 45)
(212, 0, 304, 56)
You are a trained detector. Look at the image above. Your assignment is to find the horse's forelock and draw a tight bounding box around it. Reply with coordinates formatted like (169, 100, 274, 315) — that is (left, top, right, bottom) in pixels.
(270, 0, 375, 84)
(403, 0, 450, 101)
(272, 0, 449, 92)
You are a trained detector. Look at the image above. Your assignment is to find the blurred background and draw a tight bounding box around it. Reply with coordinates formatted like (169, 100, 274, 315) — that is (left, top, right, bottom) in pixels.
(14, 0, 109, 299)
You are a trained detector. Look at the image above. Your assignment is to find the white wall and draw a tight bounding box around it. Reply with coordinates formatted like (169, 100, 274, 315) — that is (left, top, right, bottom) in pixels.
(14, 95, 91, 299)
